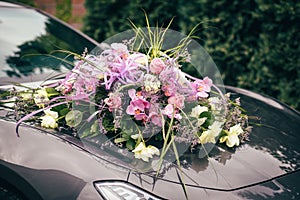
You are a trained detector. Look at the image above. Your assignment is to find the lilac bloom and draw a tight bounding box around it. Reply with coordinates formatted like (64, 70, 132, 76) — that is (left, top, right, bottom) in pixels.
(159, 66, 190, 97)
(103, 53, 145, 90)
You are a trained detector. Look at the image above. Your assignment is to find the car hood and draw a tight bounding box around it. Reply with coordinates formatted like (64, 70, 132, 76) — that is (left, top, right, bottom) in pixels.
(126, 86, 300, 191)
(1, 85, 300, 194)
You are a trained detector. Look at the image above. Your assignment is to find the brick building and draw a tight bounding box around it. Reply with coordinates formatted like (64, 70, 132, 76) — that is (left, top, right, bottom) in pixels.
(34, 0, 86, 30)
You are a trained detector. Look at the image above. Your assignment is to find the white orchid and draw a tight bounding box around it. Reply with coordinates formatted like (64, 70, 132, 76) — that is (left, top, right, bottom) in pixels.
(190, 105, 208, 118)
(40, 109, 58, 129)
(132, 142, 160, 162)
(190, 105, 209, 127)
(219, 124, 244, 147)
(199, 121, 223, 144)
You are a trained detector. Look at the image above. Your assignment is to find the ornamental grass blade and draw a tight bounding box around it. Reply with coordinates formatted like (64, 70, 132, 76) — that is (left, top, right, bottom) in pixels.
(172, 140, 189, 200)
(175, 166, 189, 200)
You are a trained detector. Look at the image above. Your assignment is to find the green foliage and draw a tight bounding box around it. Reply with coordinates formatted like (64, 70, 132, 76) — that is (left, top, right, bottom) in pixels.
(83, 0, 179, 41)
(83, 0, 300, 111)
(55, 0, 72, 22)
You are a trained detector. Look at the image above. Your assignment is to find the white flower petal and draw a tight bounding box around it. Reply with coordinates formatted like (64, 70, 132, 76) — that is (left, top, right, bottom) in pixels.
(190, 105, 208, 118)
(40, 115, 58, 129)
(132, 142, 145, 153)
(226, 134, 240, 147)
(131, 134, 141, 140)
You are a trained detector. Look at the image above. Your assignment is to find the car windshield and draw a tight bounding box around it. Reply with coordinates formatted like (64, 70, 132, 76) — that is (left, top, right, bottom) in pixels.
(0, 2, 96, 84)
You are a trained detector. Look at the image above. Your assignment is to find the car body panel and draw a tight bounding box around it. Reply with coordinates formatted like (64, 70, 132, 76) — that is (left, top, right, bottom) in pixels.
(2, 85, 299, 199)
(127, 170, 300, 200)
(126, 86, 300, 199)
(0, 118, 130, 199)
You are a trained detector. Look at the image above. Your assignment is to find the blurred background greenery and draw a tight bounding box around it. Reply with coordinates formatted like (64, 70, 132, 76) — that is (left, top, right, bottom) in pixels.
(11, 0, 300, 111)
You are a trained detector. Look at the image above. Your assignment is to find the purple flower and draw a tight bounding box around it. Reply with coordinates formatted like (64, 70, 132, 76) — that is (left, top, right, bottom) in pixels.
(104, 93, 122, 111)
(168, 94, 185, 109)
(159, 66, 190, 97)
(126, 89, 150, 121)
(148, 103, 162, 127)
(190, 77, 213, 99)
(102, 43, 129, 59)
(163, 104, 182, 120)
(62, 82, 73, 94)
(162, 84, 177, 97)
(149, 113, 162, 127)
(104, 53, 145, 90)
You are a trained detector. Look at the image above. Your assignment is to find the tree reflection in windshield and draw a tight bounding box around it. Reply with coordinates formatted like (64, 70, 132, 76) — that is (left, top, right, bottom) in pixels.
(0, 6, 95, 83)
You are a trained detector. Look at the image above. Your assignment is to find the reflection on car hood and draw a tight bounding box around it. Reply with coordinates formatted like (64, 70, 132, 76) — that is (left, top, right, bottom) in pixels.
(128, 86, 300, 190)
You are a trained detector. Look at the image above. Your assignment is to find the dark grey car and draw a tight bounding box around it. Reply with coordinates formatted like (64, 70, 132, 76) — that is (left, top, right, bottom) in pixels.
(1, 1, 300, 200)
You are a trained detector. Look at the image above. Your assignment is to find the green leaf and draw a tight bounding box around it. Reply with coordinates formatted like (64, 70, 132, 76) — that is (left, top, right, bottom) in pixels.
(59, 108, 70, 116)
(90, 120, 98, 133)
(114, 137, 127, 144)
(45, 87, 59, 96)
(80, 128, 91, 138)
(200, 111, 211, 119)
(65, 110, 83, 127)
(126, 139, 136, 150)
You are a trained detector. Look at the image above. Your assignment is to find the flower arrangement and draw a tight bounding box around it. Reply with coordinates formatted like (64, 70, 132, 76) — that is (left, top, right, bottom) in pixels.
(13, 22, 252, 168)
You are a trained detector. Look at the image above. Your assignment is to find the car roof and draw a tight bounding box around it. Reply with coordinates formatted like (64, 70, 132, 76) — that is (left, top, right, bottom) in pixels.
(0, 1, 25, 8)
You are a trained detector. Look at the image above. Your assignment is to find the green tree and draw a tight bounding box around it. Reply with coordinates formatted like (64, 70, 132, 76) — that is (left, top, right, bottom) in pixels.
(82, 0, 300, 111)
(83, 0, 182, 40)
(55, 0, 72, 22)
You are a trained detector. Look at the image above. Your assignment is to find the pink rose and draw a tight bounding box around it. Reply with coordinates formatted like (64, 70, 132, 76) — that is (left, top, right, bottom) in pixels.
(150, 58, 166, 74)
